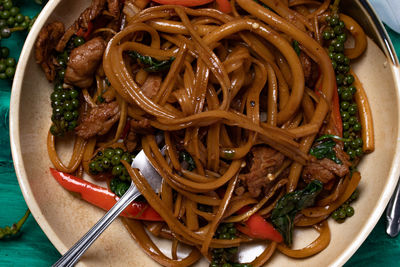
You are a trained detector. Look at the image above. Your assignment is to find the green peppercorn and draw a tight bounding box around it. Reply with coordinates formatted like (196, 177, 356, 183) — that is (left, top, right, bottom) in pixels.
(332, 210, 339, 220)
(3, 1, 13, 10)
(104, 148, 115, 159)
(355, 137, 363, 148)
(0, 72, 7, 79)
(323, 30, 331, 40)
(71, 99, 79, 108)
(340, 101, 349, 110)
(341, 111, 350, 121)
(15, 13, 24, 23)
(331, 60, 337, 70)
(6, 16, 14, 27)
(220, 233, 230, 239)
(333, 41, 344, 52)
(55, 83, 63, 91)
(64, 111, 73, 121)
(111, 155, 121, 166)
(115, 148, 124, 156)
(5, 57, 15, 67)
(0, 63, 5, 73)
(9, 7, 19, 17)
(334, 53, 345, 63)
(348, 116, 357, 125)
(58, 69, 66, 79)
(348, 85, 356, 95)
(330, 16, 339, 27)
(337, 33, 347, 43)
(348, 104, 357, 115)
(345, 74, 355, 85)
(336, 73, 345, 85)
(112, 165, 123, 176)
(343, 122, 350, 130)
(345, 206, 354, 217)
(343, 131, 350, 139)
(355, 147, 363, 157)
(74, 36, 85, 47)
(68, 120, 77, 130)
(347, 149, 355, 160)
(353, 122, 362, 132)
(1, 27, 11, 38)
(5, 66, 14, 78)
(344, 56, 350, 65)
(338, 208, 346, 219)
(341, 90, 352, 101)
(72, 110, 79, 119)
(1, 10, 11, 19)
(121, 153, 132, 164)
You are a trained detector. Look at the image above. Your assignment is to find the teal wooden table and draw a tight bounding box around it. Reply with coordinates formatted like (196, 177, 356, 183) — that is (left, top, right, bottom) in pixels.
(1, 1, 400, 266)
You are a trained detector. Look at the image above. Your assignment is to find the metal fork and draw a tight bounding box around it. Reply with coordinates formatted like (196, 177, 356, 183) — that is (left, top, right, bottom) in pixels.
(52, 149, 163, 267)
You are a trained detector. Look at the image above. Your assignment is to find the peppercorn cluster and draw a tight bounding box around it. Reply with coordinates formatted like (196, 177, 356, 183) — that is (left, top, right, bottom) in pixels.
(49, 36, 85, 136)
(323, 14, 363, 160)
(89, 147, 135, 197)
(331, 188, 359, 222)
(0, 46, 14, 79)
(0, 0, 35, 80)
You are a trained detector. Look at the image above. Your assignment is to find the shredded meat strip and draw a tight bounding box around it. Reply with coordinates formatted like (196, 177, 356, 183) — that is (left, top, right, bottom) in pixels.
(75, 101, 120, 139)
(35, 21, 65, 82)
(302, 144, 351, 184)
(239, 146, 285, 197)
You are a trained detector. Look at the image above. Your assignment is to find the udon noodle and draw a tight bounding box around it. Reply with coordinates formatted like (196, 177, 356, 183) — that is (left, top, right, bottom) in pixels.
(36, 0, 374, 265)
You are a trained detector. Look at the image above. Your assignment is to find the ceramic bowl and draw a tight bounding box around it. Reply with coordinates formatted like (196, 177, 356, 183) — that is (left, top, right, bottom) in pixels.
(10, 0, 400, 266)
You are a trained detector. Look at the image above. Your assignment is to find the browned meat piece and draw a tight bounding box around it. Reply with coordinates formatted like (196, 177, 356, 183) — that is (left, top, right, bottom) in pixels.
(130, 118, 153, 134)
(64, 37, 106, 88)
(35, 21, 65, 82)
(56, 0, 107, 51)
(124, 129, 137, 152)
(299, 51, 319, 88)
(76, 101, 120, 139)
(141, 74, 162, 99)
(107, 0, 120, 17)
(302, 144, 351, 184)
(239, 146, 285, 197)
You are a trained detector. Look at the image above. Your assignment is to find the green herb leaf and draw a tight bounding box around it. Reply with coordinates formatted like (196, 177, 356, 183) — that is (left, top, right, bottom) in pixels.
(271, 180, 323, 246)
(310, 137, 342, 164)
(179, 151, 196, 171)
(292, 40, 301, 56)
(128, 51, 174, 72)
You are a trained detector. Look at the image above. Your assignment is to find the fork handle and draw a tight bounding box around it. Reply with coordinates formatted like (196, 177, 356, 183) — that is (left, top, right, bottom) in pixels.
(52, 184, 141, 267)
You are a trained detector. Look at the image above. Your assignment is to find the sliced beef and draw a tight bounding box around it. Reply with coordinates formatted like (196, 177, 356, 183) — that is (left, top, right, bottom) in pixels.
(124, 129, 137, 152)
(107, 0, 120, 17)
(64, 37, 106, 88)
(76, 101, 120, 139)
(299, 51, 319, 88)
(130, 118, 153, 134)
(302, 144, 351, 184)
(35, 21, 65, 82)
(141, 74, 162, 99)
(239, 146, 285, 197)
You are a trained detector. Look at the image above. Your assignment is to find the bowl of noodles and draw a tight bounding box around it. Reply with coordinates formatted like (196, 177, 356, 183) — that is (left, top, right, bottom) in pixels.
(9, 0, 400, 266)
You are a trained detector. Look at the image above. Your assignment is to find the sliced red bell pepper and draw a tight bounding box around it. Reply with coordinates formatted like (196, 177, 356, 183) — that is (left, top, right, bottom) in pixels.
(236, 209, 283, 243)
(216, 0, 232, 13)
(50, 168, 163, 221)
(76, 21, 94, 41)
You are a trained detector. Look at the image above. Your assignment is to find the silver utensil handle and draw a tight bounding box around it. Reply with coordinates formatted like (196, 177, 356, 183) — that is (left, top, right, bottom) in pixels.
(52, 184, 141, 267)
(386, 178, 400, 237)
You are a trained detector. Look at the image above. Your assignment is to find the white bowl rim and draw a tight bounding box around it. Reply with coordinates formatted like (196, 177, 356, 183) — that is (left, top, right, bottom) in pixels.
(9, 0, 400, 266)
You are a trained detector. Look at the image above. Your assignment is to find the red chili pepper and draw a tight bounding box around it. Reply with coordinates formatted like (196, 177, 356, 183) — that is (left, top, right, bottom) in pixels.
(216, 0, 232, 13)
(235, 207, 283, 242)
(76, 21, 94, 41)
(50, 168, 163, 221)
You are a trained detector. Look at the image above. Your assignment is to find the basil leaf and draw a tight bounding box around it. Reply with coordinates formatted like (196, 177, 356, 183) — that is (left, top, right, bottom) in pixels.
(292, 40, 301, 56)
(271, 180, 323, 246)
(128, 51, 174, 72)
(179, 151, 196, 171)
(310, 136, 343, 165)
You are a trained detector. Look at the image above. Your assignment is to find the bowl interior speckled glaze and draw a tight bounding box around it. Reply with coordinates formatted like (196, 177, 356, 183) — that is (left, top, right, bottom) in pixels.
(10, 0, 400, 266)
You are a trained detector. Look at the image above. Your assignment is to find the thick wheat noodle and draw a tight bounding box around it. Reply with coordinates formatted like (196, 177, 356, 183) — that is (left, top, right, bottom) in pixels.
(123, 160, 250, 248)
(302, 172, 361, 217)
(352, 70, 374, 153)
(289, 0, 321, 7)
(251, 242, 277, 266)
(317, 177, 349, 206)
(236, 0, 336, 191)
(307, 0, 330, 18)
(277, 221, 330, 258)
(122, 218, 202, 266)
(47, 131, 87, 173)
(295, 214, 329, 226)
(200, 18, 306, 125)
(82, 137, 96, 173)
(266, 63, 278, 126)
(341, 14, 367, 59)
(200, 172, 238, 254)
(224, 179, 288, 223)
